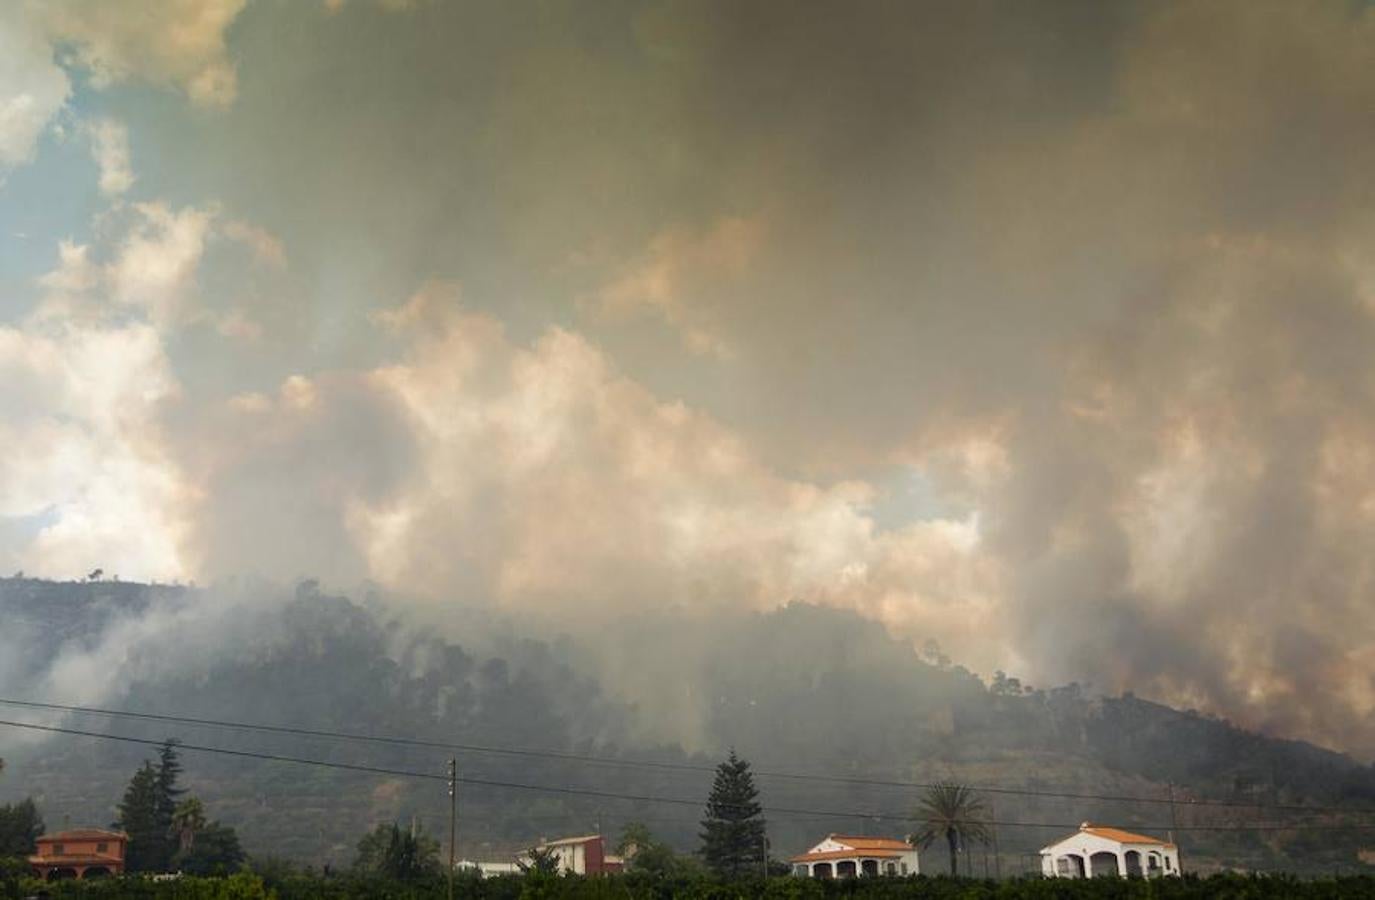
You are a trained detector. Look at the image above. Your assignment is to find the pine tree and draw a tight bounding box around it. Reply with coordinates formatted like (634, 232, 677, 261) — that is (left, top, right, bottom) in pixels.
(699, 749, 766, 878)
(115, 740, 185, 872)
(153, 740, 186, 862)
(0, 798, 44, 857)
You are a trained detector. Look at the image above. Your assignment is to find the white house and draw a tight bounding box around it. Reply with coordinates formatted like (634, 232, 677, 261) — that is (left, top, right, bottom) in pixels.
(455, 859, 520, 878)
(1039, 823, 1180, 878)
(790, 834, 920, 878)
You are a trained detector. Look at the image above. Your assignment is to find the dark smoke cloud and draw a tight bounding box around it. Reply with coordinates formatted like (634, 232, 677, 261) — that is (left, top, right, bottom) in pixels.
(3, 0, 1374, 757)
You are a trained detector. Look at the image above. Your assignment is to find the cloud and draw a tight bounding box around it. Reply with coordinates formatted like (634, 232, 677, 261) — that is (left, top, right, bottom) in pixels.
(36, 0, 249, 107)
(88, 117, 133, 196)
(0, 6, 70, 171)
(222, 220, 287, 268)
(0, 1, 248, 174)
(5, 0, 1375, 760)
(215, 307, 265, 341)
(0, 199, 283, 583)
(276, 286, 993, 655)
(0, 318, 186, 582)
(109, 203, 215, 324)
(591, 217, 765, 358)
(35, 203, 217, 328)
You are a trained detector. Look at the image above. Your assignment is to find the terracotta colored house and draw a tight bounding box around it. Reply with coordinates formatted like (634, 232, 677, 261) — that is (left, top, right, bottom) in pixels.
(28, 828, 128, 880)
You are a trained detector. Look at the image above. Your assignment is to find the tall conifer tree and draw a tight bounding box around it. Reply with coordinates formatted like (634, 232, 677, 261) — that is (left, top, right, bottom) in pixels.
(699, 749, 766, 878)
(153, 740, 185, 859)
(115, 740, 185, 872)
(115, 763, 163, 872)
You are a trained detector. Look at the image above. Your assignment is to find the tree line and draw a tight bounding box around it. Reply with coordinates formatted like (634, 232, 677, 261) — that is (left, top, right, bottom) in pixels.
(2, 743, 998, 888)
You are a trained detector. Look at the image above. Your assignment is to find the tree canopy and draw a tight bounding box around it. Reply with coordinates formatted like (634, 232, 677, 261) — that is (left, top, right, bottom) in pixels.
(115, 740, 242, 875)
(0, 798, 43, 858)
(353, 823, 440, 881)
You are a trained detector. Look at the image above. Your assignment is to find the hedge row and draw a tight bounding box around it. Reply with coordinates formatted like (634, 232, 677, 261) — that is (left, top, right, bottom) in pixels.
(7, 872, 1375, 900)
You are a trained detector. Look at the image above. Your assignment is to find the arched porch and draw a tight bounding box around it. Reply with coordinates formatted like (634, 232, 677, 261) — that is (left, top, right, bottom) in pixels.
(1123, 850, 1143, 876)
(1089, 851, 1121, 877)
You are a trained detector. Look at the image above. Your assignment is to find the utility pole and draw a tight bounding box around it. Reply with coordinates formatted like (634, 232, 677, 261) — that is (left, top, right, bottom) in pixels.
(1167, 781, 1184, 876)
(1166, 782, 1178, 845)
(761, 834, 769, 879)
(448, 757, 457, 900)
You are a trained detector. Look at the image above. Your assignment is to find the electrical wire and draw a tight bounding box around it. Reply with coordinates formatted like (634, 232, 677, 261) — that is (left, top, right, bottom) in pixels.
(2, 696, 1369, 816)
(3, 718, 1375, 836)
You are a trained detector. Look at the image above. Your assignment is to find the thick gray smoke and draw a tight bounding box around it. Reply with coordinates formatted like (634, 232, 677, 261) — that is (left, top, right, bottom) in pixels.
(1, 1, 1373, 757)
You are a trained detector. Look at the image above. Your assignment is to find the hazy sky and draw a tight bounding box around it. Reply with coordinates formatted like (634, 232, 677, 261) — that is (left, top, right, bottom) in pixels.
(2, 1, 1374, 757)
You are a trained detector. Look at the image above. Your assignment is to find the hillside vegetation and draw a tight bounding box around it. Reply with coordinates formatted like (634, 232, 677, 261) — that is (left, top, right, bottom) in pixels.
(1, 578, 1373, 875)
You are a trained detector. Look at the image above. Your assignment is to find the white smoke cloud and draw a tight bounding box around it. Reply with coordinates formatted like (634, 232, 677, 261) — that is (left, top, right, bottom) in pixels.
(4, 0, 1375, 761)
(0, 318, 186, 582)
(177, 284, 998, 665)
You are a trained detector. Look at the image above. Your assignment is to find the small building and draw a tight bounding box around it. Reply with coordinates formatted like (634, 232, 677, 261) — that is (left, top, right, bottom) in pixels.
(1039, 823, 1180, 878)
(521, 834, 624, 875)
(790, 834, 920, 878)
(455, 859, 521, 878)
(28, 828, 128, 881)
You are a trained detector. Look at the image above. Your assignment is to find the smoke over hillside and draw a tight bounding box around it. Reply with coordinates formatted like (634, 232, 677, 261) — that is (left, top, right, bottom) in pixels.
(2, 578, 1374, 872)
(0, 0, 1373, 763)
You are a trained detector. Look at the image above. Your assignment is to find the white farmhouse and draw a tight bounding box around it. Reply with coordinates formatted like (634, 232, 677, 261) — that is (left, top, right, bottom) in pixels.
(1040, 823, 1180, 878)
(790, 834, 920, 878)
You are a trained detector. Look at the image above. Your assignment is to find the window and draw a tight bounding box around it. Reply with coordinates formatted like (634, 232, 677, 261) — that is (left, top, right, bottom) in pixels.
(97, 843, 109, 853)
(900, 862, 908, 874)
(1057, 857, 1073, 876)
(53, 844, 64, 855)
(886, 862, 896, 875)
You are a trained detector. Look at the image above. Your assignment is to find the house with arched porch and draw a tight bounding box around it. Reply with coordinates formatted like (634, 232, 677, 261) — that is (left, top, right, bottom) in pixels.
(28, 828, 128, 881)
(1039, 823, 1179, 878)
(790, 834, 920, 878)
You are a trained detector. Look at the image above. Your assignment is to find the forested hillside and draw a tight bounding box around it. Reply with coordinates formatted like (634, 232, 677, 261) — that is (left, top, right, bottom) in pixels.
(1, 578, 1373, 875)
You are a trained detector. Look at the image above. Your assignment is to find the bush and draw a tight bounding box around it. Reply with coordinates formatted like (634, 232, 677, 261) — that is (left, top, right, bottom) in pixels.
(8, 871, 1375, 899)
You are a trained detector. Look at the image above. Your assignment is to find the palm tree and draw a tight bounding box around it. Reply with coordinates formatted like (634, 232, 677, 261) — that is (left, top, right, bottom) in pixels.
(172, 797, 206, 855)
(908, 783, 990, 876)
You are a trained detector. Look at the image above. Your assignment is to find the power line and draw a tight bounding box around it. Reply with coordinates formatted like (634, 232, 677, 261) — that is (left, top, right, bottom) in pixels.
(3, 718, 1375, 837)
(1, 696, 1370, 817)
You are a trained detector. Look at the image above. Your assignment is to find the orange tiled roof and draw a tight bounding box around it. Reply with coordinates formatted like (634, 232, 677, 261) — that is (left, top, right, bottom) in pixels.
(790, 847, 906, 863)
(1042, 824, 1176, 851)
(1081, 825, 1175, 847)
(827, 835, 911, 851)
(37, 829, 127, 842)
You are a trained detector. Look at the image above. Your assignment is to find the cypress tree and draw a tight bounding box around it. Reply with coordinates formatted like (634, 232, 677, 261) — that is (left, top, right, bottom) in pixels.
(699, 749, 766, 878)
